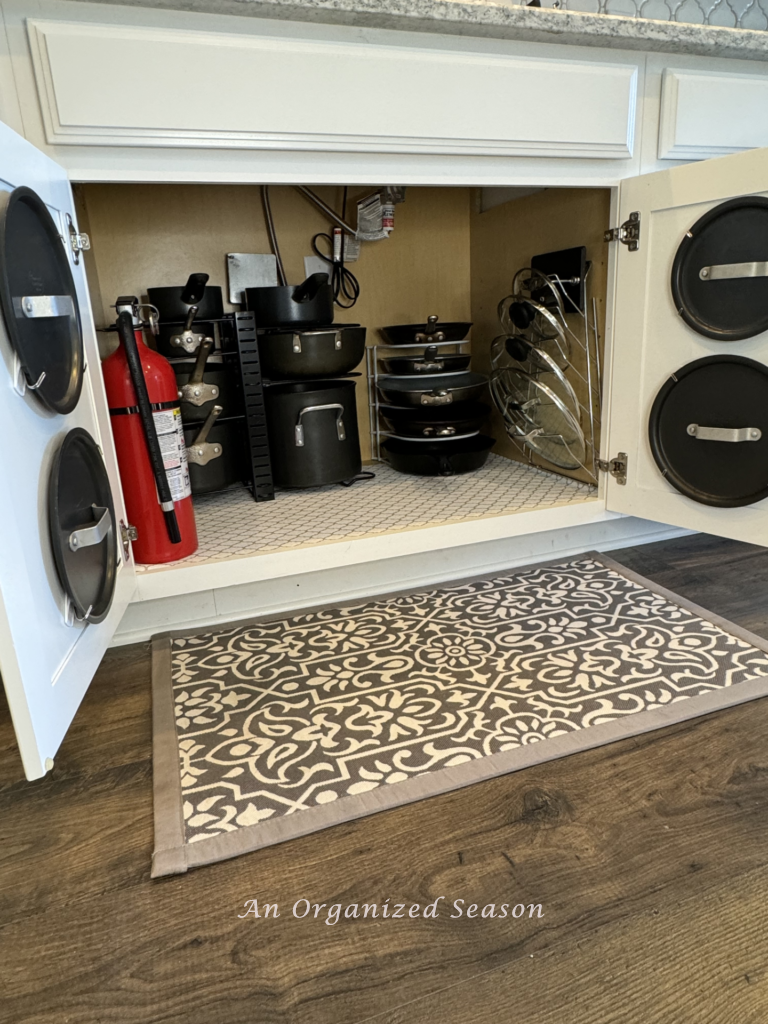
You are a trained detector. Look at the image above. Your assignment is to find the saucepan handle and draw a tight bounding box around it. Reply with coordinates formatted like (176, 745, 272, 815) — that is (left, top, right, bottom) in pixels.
(295, 402, 346, 446)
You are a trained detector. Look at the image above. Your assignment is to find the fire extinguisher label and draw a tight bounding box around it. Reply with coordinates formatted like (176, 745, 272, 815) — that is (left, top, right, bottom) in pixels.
(153, 407, 192, 503)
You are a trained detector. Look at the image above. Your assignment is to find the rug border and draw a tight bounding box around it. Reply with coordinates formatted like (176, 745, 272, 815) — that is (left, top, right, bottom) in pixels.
(151, 550, 768, 877)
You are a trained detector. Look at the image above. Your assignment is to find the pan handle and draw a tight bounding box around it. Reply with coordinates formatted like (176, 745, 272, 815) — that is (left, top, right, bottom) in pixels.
(292, 272, 330, 304)
(294, 403, 346, 447)
(421, 390, 453, 406)
(188, 337, 214, 386)
(180, 273, 209, 307)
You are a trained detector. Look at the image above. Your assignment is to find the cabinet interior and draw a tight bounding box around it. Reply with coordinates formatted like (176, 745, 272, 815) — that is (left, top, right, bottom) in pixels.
(74, 181, 610, 575)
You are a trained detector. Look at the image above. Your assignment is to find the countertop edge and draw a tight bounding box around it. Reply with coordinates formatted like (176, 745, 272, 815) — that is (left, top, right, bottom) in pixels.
(58, 0, 768, 61)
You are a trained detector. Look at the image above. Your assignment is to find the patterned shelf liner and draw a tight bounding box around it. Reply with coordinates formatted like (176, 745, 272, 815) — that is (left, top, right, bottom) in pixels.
(137, 455, 598, 572)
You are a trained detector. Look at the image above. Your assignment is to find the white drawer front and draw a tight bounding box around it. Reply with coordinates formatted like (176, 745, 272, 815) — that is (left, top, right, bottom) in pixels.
(659, 68, 768, 161)
(28, 19, 638, 158)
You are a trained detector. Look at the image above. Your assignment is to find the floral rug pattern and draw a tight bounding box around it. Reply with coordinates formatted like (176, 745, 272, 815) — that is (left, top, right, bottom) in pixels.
(170, 557, 768, 845)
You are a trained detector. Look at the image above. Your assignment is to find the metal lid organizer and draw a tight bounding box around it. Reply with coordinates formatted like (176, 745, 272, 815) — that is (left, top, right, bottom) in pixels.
(489, 252, 603, 484)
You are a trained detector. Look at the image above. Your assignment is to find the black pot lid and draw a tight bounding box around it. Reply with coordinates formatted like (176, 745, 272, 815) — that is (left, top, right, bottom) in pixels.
(0, 187, 84, 413)
(671, 196, 768, 341)
(649, 356, 768, 507)
(49, 428, 118, 623)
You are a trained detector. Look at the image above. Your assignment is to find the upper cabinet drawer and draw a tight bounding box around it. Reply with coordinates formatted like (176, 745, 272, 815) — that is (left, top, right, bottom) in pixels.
(28, 19, 638, 159)
(659, 68, 768, 161)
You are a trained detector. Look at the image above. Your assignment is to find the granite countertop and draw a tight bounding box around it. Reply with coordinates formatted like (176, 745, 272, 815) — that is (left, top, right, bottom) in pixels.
(75, 0, 768, 61)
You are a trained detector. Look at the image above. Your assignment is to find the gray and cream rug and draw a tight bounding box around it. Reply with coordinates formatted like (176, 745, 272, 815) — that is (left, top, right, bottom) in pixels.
(151, 552, 768, 876)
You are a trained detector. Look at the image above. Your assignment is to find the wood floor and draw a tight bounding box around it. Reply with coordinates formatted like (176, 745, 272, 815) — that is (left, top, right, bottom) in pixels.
(2, 533, 768, 1023)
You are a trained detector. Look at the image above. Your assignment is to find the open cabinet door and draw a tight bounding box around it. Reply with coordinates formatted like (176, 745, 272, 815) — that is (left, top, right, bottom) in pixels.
(604, 146, 768, 546)
(0, 122, 135, 780)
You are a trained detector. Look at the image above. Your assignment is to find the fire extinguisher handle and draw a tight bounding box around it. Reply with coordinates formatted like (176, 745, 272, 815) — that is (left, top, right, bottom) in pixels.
(115, 312, 182, 545)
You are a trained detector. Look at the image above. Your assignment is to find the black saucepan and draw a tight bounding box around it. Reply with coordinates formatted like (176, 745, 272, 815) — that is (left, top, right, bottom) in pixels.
(183, 410, 246, 495)
(383, 434, 495, 476)
(258, 326, 366, 380)
(379, 401, 490, 438)
(380, 315, 471, 346)
(378, 372, 488, 408)
(265, 379, 361, 488)
(381, 345, 471, 375)
(246, 273, 334, 329)
(173, 343, 241, 423)
(148, 276, 224, 322)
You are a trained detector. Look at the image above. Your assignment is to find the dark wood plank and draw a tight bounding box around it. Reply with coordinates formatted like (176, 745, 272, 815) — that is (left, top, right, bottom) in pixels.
(2, 534, 768, 1024)
(373, 863, 768, 1024)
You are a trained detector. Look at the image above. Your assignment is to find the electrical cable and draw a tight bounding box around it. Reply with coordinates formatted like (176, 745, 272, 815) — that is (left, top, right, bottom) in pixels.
(311, 188, 360, 309)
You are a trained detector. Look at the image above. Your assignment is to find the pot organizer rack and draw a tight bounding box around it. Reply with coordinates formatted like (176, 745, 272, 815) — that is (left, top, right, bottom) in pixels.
(366, 338, 473, 460)
(159, 312, 276, 501)
(489, 253, 603, 484)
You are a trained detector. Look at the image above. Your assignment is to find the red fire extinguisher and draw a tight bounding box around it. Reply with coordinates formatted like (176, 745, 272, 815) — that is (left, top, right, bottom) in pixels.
(102, 296, 198, 564)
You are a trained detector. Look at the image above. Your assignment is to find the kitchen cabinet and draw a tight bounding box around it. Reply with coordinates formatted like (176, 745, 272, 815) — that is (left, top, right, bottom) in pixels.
(1, 0, 768, 780)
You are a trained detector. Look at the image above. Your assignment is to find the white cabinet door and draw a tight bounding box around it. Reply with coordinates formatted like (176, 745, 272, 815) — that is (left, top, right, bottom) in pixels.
(0, 121, 135, 780)
(605, 146, 768, 545)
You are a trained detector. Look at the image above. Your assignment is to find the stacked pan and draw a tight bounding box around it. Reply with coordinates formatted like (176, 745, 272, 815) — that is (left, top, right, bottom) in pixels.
(254, 292, 366, 489)
(376, 315, 494, 476)
(490, 278, 587, 473)
(148, 275, 246, 495)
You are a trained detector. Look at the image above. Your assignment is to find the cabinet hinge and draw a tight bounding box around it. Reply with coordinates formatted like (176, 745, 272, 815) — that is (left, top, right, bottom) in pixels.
(66, 213, 91, 264)
(120, 521, 138, 560)
(604, 212, 640, 252)
(596, 452, 627, 485)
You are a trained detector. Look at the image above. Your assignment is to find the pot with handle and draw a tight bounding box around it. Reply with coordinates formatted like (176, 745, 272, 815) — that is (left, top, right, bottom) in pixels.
(183, 405, 246, 494)
(258, 325, 366, 379)
(378, 372, 488, 408)
(148, 273, 225, 356)
(173, 340, 241, 422)
(265, 379, 361, 488)
(246, 272, 334, 329)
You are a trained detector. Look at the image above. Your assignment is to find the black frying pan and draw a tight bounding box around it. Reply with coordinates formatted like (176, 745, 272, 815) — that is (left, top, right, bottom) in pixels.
(380, 315, 471, 346)
(381, 345, 471, 375)
(379, 402, 489, 438)
(378, 372, 487, 408)
(383, 434, 495, 476)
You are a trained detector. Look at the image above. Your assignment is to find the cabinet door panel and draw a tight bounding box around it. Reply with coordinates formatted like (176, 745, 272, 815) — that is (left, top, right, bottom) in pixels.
(605, 146, 768, 545)
(0, 122, 134, 780)
(659, 69, 768, 162)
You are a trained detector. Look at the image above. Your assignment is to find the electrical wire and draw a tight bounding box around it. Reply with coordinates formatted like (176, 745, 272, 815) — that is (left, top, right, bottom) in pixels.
(311, 188, 360, 309)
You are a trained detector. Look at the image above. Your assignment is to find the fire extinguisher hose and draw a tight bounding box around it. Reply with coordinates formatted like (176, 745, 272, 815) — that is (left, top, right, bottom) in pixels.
(115, 312, 182, 544)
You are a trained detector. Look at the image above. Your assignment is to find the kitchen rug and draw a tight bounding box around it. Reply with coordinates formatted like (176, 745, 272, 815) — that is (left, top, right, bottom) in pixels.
(151, 552, 768, 876)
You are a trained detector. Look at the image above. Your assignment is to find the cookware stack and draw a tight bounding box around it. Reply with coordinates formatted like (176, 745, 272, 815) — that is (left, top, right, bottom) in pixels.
(249, 273, 365, 488)
(148, 275, 249, 496)
(369, 316, 494, 476)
